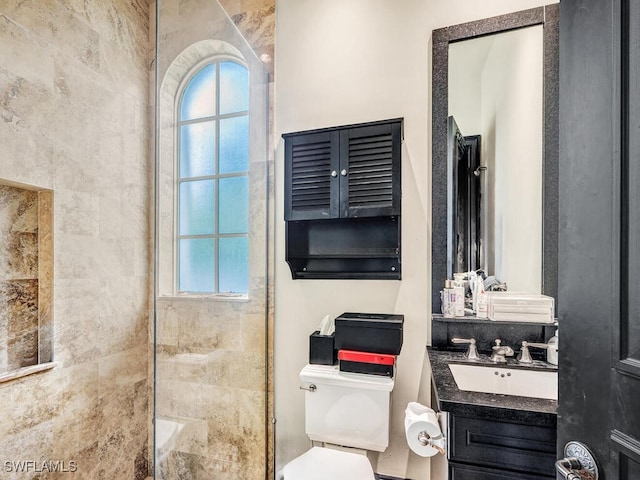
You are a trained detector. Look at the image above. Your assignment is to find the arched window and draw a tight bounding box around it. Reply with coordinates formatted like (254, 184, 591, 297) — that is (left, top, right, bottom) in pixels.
(176, 59, 249, 294)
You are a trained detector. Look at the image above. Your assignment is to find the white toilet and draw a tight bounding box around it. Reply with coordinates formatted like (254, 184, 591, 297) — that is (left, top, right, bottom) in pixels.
(281, 363, 395, 480)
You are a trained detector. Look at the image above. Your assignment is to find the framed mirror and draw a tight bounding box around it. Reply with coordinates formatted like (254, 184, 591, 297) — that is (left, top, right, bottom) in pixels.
(431, 5, 559, 313)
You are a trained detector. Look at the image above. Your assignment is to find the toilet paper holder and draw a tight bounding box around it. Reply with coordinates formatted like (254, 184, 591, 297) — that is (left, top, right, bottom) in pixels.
(405, 402, 447, 457)
(417, 430, 446, 455)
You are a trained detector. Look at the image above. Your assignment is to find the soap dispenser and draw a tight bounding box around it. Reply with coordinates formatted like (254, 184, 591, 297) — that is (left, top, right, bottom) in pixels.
(547, 329, 558, 365)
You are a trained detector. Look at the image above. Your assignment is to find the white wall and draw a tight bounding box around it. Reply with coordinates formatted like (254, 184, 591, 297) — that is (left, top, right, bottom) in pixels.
(449, 38, 490, 136)
(274, 1, 556, 478)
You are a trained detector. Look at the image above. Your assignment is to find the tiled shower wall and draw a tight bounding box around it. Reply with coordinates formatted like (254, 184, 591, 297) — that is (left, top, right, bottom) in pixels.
(0, 1, 150, 478)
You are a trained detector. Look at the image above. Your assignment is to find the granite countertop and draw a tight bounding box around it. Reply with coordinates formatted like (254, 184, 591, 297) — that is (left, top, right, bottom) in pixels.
(428, 348, 558, 426)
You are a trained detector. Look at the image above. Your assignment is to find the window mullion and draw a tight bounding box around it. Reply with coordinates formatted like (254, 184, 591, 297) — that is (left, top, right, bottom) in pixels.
(180, 111, 248, 126)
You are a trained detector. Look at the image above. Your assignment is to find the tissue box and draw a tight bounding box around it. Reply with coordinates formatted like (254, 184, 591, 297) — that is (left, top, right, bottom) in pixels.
(309, 331, 336, 365)
(335, 312, 404, 355)
(338, 350, 395, 377)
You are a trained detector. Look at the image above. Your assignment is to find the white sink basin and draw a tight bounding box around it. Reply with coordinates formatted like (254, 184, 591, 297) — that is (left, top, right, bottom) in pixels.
(448, 363, 558, 400)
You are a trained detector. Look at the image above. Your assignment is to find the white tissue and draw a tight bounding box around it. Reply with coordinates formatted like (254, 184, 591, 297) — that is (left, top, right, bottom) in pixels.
(318, 314, 335, 336)
(404, 402, 445, 457)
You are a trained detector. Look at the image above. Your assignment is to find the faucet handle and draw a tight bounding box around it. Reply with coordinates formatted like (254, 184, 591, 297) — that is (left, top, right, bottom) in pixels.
(517, 340, 548, 364)
(451, 337, 480, 361)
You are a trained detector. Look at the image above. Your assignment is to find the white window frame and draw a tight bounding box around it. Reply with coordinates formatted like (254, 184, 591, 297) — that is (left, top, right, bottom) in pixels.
(174, 55, 250, 296)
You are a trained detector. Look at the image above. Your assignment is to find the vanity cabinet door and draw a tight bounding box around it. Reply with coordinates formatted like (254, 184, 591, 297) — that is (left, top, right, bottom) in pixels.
(449, 462, 555, 480)
(449, 414, 556, 478)
(284, 130, 340, 221)
(339, 121, 402, 219)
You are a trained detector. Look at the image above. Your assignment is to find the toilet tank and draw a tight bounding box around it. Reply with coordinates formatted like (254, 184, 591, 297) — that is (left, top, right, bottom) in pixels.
(300, 364, 395, 452)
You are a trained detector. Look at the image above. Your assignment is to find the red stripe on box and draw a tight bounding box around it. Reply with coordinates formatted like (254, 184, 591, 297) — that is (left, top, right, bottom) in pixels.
(337, 349, 396, 365)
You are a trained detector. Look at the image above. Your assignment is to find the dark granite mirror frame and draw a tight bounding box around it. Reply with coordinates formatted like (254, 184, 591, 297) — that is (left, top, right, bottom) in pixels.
(431, 5, 559, 313)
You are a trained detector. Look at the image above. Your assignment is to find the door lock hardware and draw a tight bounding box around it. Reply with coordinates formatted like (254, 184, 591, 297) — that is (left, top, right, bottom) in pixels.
(556, 441, 599, 480)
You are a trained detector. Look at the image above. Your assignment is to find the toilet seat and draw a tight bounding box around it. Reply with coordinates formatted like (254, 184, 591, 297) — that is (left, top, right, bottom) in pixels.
(282, 447, 375, 480)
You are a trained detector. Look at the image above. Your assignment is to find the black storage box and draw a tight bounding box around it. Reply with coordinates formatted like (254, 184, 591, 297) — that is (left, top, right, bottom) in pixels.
(309, 331, 337, 365)
(334, 312, 404, 355)
(338, 350, 395, 377)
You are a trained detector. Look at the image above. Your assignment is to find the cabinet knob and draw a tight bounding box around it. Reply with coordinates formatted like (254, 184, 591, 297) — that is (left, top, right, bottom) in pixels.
(341, 169, 347, 176)
(331, 170, 338, 177)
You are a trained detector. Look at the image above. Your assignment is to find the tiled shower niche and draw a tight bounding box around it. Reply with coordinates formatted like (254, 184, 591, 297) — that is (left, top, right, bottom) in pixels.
(0, 181, 53, 375)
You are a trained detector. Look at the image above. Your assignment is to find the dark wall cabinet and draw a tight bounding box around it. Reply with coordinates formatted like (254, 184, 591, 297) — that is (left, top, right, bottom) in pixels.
(283, 119, 402, 279)
(448, 413, 557, 479)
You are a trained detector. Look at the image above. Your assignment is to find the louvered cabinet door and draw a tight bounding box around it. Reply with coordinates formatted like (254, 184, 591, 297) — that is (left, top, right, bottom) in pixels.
(339, 122, 402, 218)
(284, 130, 340, 221)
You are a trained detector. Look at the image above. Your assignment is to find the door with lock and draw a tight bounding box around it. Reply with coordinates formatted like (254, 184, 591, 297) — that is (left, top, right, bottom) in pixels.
(558, 1, 640, 479)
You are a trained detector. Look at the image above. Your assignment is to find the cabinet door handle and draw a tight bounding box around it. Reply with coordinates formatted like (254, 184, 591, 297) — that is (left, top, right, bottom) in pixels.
(331, 170, 338, 177)
(341, 169, 347, 176)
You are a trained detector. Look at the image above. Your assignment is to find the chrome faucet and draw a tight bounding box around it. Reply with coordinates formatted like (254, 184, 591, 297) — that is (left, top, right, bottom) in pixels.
(451, 337, 480, 361)
(490, 339, 514, 363)
(517, 340, 548, 364)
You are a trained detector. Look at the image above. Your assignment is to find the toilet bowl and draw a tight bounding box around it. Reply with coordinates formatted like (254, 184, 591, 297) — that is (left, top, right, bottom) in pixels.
(281, 447, 374, 480)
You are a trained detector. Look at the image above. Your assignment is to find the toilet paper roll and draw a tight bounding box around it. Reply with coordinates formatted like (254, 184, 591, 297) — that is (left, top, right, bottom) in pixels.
(404, 402, 446, 458)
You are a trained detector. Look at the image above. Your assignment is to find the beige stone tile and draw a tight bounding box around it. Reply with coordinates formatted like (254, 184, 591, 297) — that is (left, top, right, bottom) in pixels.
(38, 190, 54, 363)
(0, 279, 38, 371)
(55, 299, 146, 365)
(55, 188, 99, 237)
(0, 185, 39, 280)
(53, 233, 101, 280)
(0, 370, 63, 439)
(0, 418, 55, 462)
(56, 361, 101, 425)
(0, 14, 55, 90)
(0, 126, 55, 189)
(241, 312, 266, 353)
(177, 302, 243, 353)
(98, 345, 147, 390)
(156, 303, 180, 347)
(0, 185, 38, 233)
(3, 0, 101, 71)
(74, 0, 149, 69)
(50, 143, 100, 195)
(231, 5, 275, 48)
(54, 277, 110, 321)
(53, 319, 104, 366)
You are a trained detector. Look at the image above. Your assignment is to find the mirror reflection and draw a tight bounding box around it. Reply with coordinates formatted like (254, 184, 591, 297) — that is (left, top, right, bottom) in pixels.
(448, 25, 543, 293)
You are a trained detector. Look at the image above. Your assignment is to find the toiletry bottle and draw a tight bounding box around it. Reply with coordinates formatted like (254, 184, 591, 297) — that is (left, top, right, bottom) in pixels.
(547, 328, 558, 365)
(476, 289, 488, 318)
(452, 280, 465, 317)
(442, 280, 455, 318)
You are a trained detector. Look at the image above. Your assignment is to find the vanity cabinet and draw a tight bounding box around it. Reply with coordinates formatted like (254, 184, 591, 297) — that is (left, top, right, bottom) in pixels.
(428, 348, 558, 480)
(448, 413, 557, 479)
(283, 119, 403, 280)
(284, 118, 402, 221)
